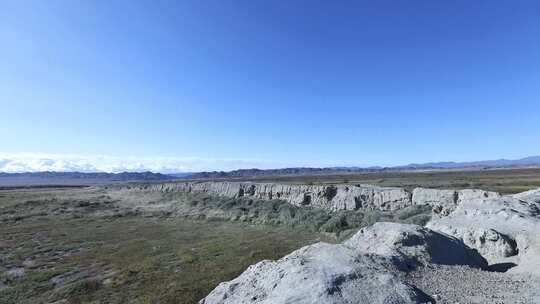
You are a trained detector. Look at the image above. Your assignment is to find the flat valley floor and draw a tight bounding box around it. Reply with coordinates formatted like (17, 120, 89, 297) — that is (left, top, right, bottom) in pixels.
(0, 187, 323, 304)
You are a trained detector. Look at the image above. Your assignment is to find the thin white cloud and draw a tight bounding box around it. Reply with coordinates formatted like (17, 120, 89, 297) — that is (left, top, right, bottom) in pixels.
(0, 153, 292, 173)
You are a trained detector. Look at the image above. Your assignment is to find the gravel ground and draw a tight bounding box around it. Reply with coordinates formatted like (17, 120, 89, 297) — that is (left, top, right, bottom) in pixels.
(405, 265, 540, 304)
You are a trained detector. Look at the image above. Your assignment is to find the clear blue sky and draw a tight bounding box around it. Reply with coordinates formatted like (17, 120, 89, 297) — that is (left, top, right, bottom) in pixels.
(1, 1, 539, 171)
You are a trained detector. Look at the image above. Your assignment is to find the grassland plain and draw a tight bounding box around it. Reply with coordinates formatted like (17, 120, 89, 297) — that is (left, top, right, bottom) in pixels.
(0, 188, 326, 304)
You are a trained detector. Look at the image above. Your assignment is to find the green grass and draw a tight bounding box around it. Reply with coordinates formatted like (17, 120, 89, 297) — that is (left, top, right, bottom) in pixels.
(1, 214, 322, 304)
(135, 191, 432, 236)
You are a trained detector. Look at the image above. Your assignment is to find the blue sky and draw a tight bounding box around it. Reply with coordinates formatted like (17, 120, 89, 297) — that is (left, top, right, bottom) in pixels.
(1, 1, 539, 172)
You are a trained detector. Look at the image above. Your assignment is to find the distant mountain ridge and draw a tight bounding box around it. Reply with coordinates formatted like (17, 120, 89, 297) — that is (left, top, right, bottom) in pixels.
(0, 171, 174, 187)
(403, 156, 540, 169)
(1, 156, 539, 183)
(0, 171, 173, 180)
(186, 156, 540, 179)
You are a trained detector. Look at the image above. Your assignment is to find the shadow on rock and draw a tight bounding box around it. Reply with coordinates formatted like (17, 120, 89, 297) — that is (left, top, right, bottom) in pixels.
(486, 262, 518, 273)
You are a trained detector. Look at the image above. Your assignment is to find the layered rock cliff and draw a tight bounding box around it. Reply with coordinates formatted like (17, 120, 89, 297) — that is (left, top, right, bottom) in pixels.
(124, 181, 498, 214)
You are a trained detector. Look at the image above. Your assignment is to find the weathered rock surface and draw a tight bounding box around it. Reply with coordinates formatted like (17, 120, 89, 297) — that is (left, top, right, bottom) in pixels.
(458, 188, 500, 203)
(130, 182, 413, 211)
(412, 188, 500, 216)
(513, 187, 540, 205)
(201, 223, 487, 304)
(124, 182, 499, 214)
(427, 189, 540, 271)
(345, 223, 487, 269)
(429, 226, 517, 264)
(201, 243, 427, 304)
(412, 188, 457, 216)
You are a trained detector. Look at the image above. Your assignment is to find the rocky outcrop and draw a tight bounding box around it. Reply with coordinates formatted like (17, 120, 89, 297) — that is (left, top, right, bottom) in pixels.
(427, 189, 540, 271)
(412, 188, 500, 216)
(201, 223, 487, 304)
(428, 226, 517, 263)
(345, 222, 488, 269)
(201, 243, 426, 304)
(412, 188, 457, 216)
(458, 188, 501, 203)
(513, 188, 540, 205)
(126, 181, 500, 213)
(130, 182, 413, 211)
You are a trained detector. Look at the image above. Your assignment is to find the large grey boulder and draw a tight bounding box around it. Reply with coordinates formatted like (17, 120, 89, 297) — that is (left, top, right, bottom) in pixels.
(429, 225, 517, 263)
(200, 222, 488, 304)
(427, 192, 540, 272)
(201, 243, 429, 304)
(345, 222, 487, 269)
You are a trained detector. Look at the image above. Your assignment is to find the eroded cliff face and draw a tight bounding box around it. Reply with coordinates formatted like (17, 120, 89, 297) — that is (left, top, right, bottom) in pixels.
(125, 182, 411, 211)
(412, 188, 500, 216)
(122, 181, 498, 213)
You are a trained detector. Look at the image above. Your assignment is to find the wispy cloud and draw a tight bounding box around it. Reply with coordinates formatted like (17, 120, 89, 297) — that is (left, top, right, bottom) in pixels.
(0, 153, 290, 173)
